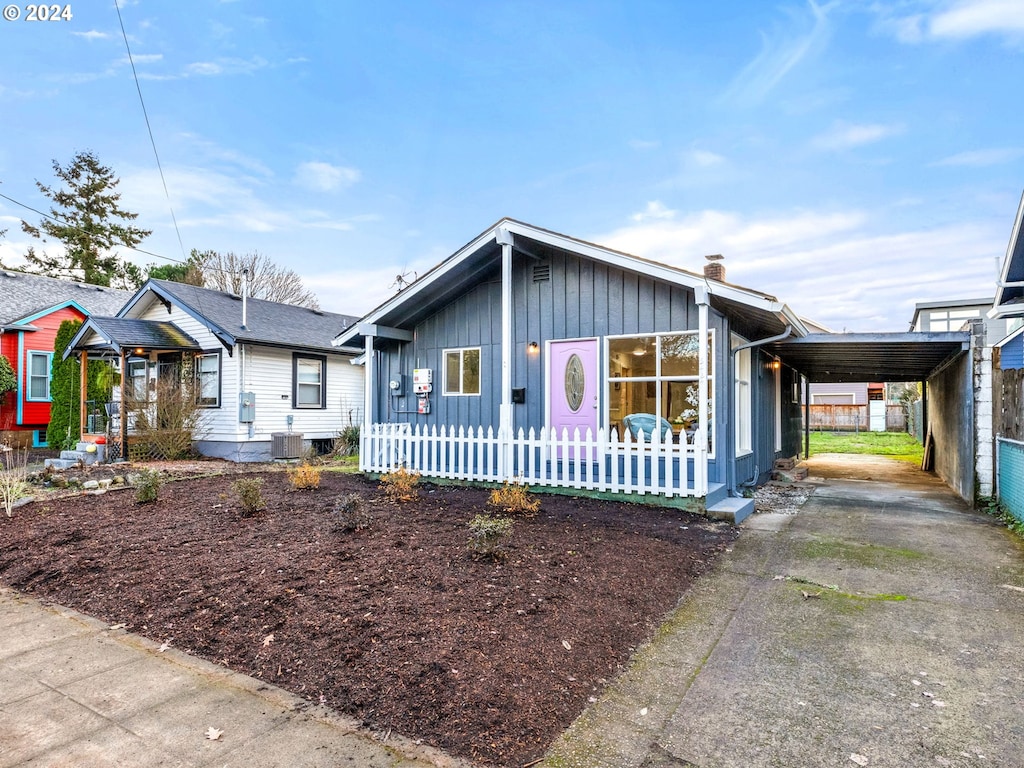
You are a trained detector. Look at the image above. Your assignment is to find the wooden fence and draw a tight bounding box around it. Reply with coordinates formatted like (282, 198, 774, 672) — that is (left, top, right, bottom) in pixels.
(808, 404, 906, 432)
(993, 348, 1024, 442)
(362, 423, 708, 499)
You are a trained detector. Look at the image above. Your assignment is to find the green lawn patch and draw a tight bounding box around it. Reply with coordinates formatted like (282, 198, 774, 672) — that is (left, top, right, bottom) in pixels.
(808, 431, 923, 465)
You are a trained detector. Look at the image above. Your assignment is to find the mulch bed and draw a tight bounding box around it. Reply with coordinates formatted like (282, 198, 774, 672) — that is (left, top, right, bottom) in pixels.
(0, 468, 737, 767)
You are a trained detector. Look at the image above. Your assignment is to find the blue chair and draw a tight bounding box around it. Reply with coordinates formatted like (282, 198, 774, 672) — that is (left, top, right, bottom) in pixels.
(622, 413, 673, 442)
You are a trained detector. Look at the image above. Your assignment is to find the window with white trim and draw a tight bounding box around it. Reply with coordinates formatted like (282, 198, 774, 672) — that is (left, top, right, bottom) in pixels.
(195, 352, 221, 407)
(606, 331, 714, 453)
(27, 351, 52, 401)
(126, 359, 149, 402)
(293, 354, 326, 408)
(733, 334, 751, 456)
(443, 348, 481, 395)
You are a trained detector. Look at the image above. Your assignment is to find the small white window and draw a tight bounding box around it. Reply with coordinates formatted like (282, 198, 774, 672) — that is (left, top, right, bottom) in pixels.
(293, 354, 326, 408)
(27, 351, 52, 401)
(443, 348, 481, 395)
(195, 352, 220, 407)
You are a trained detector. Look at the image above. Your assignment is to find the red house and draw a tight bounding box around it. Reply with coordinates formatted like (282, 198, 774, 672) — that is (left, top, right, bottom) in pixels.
(0, 271, 130, 448)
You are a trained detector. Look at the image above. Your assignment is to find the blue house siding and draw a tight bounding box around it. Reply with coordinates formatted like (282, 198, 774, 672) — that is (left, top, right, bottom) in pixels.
(1000, 332, 1024, 370)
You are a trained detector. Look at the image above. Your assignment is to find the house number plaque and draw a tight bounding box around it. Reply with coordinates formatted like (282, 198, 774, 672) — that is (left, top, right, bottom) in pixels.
(565, 354, 585, 412)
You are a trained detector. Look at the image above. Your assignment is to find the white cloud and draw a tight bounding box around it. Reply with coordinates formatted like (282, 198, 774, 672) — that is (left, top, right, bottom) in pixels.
(72, 30, 111, 40)
(631, 201, 677, 223)
(117, 53, 163, 66)
(185, 56, 268, 77)
(721, 0, 832, 107)
(877, 0, 1024, 43)
(294, 162, 361, 193)
(629, 139, 661, 151)
(591, 206, 1001, 331)
(688, 149, 726, 167)
(932, 147, 1024, 166)
(929, 0, 1024, 39)
(811, 121, 904, 151)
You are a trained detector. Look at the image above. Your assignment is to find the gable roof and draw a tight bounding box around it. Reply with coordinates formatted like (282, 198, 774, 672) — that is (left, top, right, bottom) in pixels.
(333, 218, 808, 348)
(120, 279, 361, 354)
(67, 316, 202, 357)
(994, 190, 1024, 317)
(0, 270, 132, 326)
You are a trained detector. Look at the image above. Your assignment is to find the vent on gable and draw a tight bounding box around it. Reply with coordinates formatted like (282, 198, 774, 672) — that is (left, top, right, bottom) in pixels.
(532, 263, 551, 283)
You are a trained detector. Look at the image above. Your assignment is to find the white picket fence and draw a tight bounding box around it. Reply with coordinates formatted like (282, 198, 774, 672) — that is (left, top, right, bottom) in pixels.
(361, 423, 708, 499)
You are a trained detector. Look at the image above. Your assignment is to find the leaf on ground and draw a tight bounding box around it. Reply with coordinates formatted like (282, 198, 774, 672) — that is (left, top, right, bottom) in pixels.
(561, 639, 572, 651)
(109, 622, 127, 630)
(205, 726, 223, 741)
(262, 633, 275, 647)
(850, 753, 869, 766)
(158, 641, 171, 653)
(801, 590, 822, 599)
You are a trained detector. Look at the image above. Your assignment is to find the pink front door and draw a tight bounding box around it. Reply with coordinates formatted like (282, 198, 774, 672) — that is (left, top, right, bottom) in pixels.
(548, 338, 599, 438)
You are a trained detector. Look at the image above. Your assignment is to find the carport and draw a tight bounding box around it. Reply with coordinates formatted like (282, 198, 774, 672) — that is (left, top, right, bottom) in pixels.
(767, 331, 975, 500)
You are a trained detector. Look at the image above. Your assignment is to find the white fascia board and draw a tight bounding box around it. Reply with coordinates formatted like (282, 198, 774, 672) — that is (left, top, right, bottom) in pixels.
(994, 324, 1024, 349)
(988, 302, 1024, 320)
(501, 219, 802, 328)
(996, 190, 1024, 307)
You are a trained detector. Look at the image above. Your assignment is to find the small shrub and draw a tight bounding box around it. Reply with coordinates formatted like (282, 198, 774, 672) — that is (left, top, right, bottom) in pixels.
(488, 480, 540, 516)
(332, 493, 373, 532)
(0, 445, 30, 517)
(287, 462, 322, 490)
(468, 513, 514, 561)
(335, 425, 361, 457)
(380, 467, 420, 502)
(132, 469, 162, 504)
(233, 477, 266, 515)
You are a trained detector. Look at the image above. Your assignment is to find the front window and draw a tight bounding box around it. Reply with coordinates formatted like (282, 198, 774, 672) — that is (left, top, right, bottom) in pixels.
(293, 354, 326, 408)
(606, 331, 714, 452)
(195, 352, 221, 407)
(127, 359, 149, 402)
(27, 351, 52, 401)
(733, 334, 751, 456)
(443, 348, 481, 395)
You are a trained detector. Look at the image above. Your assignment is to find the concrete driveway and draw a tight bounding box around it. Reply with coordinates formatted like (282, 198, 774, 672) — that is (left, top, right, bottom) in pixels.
(543, 454, 1024, 768)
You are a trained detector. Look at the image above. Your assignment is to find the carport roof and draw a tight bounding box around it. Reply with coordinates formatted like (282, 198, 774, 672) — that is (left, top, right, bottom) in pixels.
(767, 332, 970, 383)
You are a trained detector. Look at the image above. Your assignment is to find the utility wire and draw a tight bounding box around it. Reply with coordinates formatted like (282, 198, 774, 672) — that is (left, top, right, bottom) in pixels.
(114, 0, 189, 264)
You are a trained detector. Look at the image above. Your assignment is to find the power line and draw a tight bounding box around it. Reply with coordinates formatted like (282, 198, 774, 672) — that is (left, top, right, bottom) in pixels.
(114, 0, 189, 264)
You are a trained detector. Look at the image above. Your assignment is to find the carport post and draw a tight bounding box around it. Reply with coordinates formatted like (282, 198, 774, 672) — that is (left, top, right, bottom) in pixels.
(804, 376, 810, 459)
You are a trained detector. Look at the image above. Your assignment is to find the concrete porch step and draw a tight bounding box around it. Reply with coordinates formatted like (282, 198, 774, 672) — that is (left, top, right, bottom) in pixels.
(705, 495, 755, 525)
(44, 458, 80, 470)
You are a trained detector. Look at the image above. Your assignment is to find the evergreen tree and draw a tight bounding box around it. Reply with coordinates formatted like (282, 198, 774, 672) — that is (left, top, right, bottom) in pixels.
(47, 320, 83, 450)
(14, 151, 151, 287)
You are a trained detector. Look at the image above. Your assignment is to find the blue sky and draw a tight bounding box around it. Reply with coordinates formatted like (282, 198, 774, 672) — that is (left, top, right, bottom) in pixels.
(1, 0, 1022, 332)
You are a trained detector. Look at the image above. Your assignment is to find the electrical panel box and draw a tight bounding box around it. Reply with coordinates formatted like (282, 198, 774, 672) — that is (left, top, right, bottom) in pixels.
(417, 397, 431, 414)
(388, 376, 403, 396)
(239, 392, 255, 423)
(413, 368, 433, 394)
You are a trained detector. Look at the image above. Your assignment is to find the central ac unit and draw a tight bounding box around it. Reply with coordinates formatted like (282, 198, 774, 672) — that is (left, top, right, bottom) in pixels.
(271, 432, 303, 459)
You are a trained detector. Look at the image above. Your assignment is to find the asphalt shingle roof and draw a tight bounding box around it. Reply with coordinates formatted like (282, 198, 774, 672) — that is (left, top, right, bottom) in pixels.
(81, 317, 202, 351)
(0, 270, 132, 325)
(141, 280, 360, 353)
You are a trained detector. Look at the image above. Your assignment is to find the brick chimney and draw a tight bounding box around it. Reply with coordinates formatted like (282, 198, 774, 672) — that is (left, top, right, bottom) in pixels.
(703, 254, 725, 282)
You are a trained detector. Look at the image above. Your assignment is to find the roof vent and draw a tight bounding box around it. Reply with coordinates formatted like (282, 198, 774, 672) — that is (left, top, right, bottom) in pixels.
(533, 264, 551, 282)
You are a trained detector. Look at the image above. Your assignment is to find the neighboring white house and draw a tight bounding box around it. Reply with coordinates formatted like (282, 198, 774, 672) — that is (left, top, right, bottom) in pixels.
(67, 279, 364, 462)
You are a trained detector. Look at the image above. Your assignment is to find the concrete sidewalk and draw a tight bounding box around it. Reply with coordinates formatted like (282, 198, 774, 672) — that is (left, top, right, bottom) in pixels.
(543, 455, 1024, 768)
(0, 590, 468, 768)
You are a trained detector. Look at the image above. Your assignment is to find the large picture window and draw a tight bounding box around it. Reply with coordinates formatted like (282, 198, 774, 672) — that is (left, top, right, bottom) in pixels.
(443, 348, 481, 395)
(27, 351, 52, 401)
(606, 331, 714, 452)
(195, 351, 221, 408)
(293, 354, 326, 409)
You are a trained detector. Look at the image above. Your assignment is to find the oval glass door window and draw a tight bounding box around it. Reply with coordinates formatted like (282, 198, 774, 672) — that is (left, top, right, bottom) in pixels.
(565, 353, 585, 412)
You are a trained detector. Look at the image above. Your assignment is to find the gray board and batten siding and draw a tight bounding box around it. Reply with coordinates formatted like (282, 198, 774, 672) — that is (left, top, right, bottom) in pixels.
(370, 240, 798, 490)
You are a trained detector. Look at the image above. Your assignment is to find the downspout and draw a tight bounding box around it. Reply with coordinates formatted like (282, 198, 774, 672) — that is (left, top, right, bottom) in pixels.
(496, 227, 514, 479)
(730, 325, 794, 491)
(696, 287, 709, 497)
